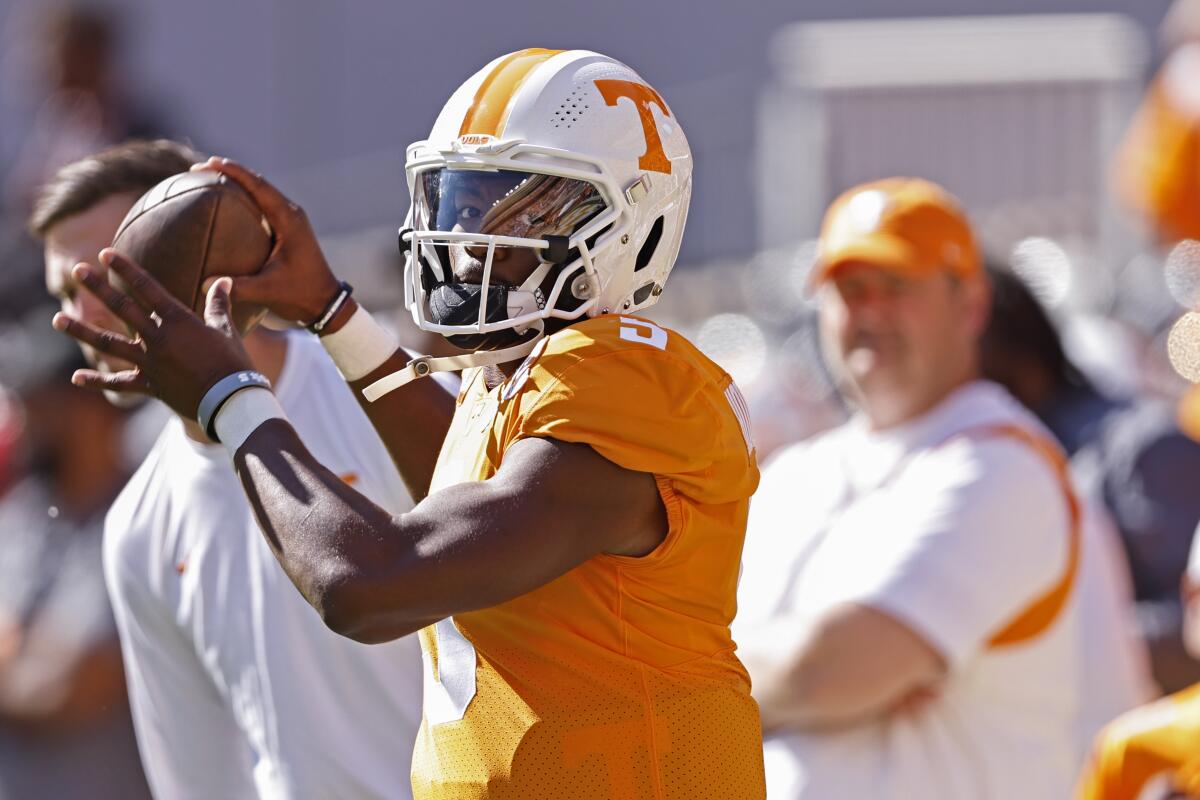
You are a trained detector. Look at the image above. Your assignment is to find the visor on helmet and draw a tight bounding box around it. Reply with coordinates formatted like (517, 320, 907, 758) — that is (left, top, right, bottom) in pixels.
(404, 168, 608, 347)
(415, 168, 605, 243)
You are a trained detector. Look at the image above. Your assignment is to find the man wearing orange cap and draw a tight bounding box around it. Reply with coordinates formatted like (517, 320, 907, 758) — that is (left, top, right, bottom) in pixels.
(735, 178, 1090, 799)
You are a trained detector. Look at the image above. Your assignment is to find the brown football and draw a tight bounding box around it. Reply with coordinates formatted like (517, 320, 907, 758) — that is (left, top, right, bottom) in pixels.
(112, 171, 273, 334)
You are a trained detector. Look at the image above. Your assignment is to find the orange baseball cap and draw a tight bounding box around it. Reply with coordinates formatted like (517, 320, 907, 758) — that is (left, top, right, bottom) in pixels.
(1180, 383, 1200, 443)
(811, 177, 982, 286)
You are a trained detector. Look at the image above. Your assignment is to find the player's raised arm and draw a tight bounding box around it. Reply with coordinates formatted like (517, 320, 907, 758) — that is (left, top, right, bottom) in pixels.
(234, 420, 665, 642)
(194, 158, 455, 500)
(54, 250, 664, 641)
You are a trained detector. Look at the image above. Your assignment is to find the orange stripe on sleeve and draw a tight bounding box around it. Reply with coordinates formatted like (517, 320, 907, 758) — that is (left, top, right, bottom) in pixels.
(970, 424, 1082, 648)
(459, 48, 563, 138)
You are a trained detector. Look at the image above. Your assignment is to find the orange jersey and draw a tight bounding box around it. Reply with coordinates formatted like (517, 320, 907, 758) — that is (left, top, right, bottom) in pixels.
(411, 315, 764, 800)
(1076, 683, 1200, 800)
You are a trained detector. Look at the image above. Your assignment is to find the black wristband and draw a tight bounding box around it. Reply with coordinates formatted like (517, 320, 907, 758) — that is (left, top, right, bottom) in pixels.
(307, 281, 353, 334)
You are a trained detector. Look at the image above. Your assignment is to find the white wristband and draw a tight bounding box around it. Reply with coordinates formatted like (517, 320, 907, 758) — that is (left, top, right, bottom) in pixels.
(319, 306, 400, 381)
(214, 387, 287, 456)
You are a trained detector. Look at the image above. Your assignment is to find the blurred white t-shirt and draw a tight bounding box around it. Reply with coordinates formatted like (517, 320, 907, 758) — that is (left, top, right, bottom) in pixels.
(105, 332, 425, 800)
(736, 380, 1146, 800)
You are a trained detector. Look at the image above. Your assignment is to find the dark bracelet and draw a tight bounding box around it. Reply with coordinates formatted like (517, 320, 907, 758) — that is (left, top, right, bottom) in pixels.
(196, 370, 272, 441)
(307, 280, 354, 334)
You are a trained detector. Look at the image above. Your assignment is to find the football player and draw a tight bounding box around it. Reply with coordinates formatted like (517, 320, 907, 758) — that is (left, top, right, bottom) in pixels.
(53, 49, 765, 799)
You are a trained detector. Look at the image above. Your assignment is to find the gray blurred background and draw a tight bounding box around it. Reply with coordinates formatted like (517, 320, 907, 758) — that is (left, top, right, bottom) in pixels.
(0, 0, 1176, 261)
(3, 2, 1187, 417)
(4, 3, 1200, 796)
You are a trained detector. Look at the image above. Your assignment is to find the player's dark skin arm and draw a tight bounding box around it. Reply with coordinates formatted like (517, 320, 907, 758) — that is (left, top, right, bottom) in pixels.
(235, 420, 664, 642)
(52, 232, 667, 646)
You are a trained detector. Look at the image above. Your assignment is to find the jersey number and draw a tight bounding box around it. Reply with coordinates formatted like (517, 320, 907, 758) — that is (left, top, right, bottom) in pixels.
(619, 318, 668, 350)
(422, 618, 478, 726)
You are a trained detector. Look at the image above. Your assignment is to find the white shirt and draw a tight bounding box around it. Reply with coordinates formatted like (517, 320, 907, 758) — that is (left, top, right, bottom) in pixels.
(104, 333, 424, 800)
(1070, 499, 1155, 752)
(736, 381, 1117, 800)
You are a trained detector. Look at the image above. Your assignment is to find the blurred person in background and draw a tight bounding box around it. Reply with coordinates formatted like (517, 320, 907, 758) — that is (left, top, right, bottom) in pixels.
(1076, 532, 1200, 798)
(4, 5, 168, 211)
(1109, 0, 1200, 696)
(0, 4, 173, 388)
(1113, 0, 1200, 252)
(31, 140, 424, 799)
(983, 264, 1200, 695)
(0, 308, 149, 800)
(1114, 0, 1200, 459)
(735, 178, 1096, 800)
(0, 388, 24, 497)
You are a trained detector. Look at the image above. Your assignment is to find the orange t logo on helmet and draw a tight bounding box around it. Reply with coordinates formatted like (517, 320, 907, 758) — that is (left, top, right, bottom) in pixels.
(593, 79, 673, 174)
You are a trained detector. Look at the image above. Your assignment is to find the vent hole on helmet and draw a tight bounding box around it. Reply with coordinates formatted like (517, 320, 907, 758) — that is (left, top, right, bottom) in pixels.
(634, 216, 665, 272)
(582, 223, 612, 256)
(632, 282, 656, 305)
(552, 90, 593, 129)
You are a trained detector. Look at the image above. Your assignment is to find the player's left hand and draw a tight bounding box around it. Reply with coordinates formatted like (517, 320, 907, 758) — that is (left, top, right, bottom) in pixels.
(51, 248, 254, 423)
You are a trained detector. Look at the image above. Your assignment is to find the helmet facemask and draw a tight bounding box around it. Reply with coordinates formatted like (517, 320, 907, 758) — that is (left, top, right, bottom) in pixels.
(404, 167, 610, 352)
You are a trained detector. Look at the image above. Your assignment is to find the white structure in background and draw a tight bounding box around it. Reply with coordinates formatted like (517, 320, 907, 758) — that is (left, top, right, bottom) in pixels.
(759, 14, 1148, 306)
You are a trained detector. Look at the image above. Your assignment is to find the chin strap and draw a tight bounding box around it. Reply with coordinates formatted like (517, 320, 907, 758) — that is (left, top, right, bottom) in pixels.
(362, 322, 544, 402)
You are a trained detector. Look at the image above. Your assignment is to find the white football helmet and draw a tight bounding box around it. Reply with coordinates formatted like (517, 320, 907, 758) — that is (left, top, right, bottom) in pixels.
(368, 48, 692, 396)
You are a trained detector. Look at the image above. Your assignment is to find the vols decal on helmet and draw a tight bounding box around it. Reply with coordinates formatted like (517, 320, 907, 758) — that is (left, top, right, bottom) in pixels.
(593, 80, 673, 174)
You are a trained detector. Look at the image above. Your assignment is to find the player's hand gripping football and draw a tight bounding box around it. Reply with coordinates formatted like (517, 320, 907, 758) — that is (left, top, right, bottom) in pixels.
(191, 157, 343, 326)
(51, 249, 254, 422)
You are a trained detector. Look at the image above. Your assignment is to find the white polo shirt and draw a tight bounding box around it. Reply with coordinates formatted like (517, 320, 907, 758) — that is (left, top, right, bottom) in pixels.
(104, 332, 424, 800)
(736, 380, 1113, 800)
